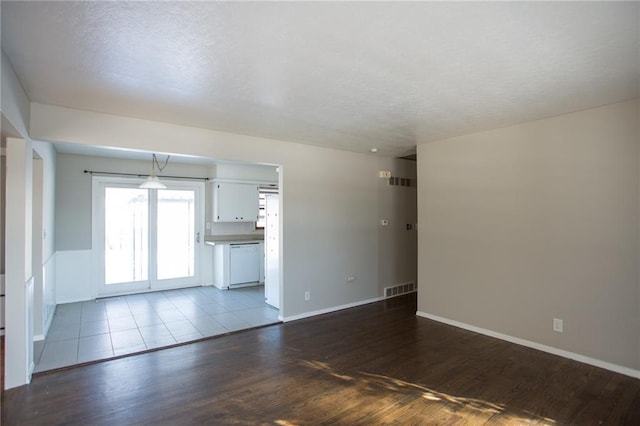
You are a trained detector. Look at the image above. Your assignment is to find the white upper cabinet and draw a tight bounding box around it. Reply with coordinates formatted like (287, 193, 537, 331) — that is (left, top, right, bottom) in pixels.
(213, 182, 259, 222)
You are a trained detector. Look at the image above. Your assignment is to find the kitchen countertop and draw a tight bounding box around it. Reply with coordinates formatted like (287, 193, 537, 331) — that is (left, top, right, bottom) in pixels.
(204, 234, 264, 245)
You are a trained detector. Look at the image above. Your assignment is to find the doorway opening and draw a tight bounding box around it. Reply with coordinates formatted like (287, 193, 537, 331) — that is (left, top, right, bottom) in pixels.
(33, 152, 283, 372)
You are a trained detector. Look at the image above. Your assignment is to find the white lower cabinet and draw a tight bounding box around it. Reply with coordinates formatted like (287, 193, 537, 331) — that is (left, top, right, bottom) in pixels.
(212, 242, 264, 290)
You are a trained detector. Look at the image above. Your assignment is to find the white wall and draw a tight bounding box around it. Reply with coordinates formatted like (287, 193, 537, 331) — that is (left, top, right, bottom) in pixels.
(2, 52, 58, 388)
(1, 148, 5, 276)
(32, 142, 56, 336)
(215, 162, 278, 182)
(5, 136, 34, 388)
(2, 51, 36, 388)
(1, 51, 30, 137)
(417, 99, 640, 372)
(1, 151, 5, 336)
(31, 157, 44, 338)
(31, 103, 393, 318)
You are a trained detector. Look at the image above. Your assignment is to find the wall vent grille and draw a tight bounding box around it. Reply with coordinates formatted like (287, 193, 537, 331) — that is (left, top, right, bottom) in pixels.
(388, 176, 415, 187)
(384, 282, 416, 298)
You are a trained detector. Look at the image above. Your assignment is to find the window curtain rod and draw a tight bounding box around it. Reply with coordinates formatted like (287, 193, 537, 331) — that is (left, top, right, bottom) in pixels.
(84, 170, 211, 182)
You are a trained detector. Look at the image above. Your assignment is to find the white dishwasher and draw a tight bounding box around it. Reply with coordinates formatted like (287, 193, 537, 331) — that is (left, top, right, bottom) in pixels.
(229, 243, 261, 287)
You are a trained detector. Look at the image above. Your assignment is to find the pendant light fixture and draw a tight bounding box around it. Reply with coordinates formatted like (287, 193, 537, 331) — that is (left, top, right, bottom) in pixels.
(139, 154, 170, 189)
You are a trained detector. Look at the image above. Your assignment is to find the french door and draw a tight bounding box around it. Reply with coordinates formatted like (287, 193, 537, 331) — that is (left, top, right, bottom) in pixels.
(93, 177, 204, 297)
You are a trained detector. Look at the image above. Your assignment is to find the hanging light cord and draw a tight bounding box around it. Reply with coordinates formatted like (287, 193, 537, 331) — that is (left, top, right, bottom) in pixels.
(153, 154, 170, 174)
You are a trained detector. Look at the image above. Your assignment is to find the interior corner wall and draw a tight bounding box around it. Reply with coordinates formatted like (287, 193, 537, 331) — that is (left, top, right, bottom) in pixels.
(32, 142, 56, 262)
(417, 99, 640, 370)
(1, 146, 5, 337)
(1, 151, 5, 276)
(377, 157, 417, 294)
(1, 50, 30, 138)
(31, 141, 56, 335)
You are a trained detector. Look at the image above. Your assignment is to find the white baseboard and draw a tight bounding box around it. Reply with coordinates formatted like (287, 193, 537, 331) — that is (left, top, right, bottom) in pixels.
(282, 296, 385, 323)
(417, 311, 640, 379)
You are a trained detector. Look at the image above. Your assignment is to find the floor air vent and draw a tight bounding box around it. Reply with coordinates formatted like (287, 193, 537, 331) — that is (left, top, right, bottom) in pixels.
(384, 282, 416, 298)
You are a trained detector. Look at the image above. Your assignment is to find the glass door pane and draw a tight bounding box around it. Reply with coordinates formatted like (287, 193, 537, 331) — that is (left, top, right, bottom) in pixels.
(156, 189, 195, 281)
(104, 187, 149, 285)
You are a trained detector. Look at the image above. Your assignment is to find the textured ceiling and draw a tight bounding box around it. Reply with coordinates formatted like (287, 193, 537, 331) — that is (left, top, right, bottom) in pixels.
(2, 1, 639, 156)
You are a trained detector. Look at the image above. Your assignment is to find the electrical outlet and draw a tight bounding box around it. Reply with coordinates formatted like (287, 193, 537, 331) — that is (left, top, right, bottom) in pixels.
(346, 276, 356, 283)
(379, 170, 391, 178)
(304, 291, 310, 301)
(553, 318, 563, 333)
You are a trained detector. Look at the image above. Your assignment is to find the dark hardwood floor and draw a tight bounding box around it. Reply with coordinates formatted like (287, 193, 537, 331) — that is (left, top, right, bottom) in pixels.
(2, 294, 639, 425)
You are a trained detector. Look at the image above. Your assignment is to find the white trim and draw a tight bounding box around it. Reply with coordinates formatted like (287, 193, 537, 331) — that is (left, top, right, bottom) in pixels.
(42, 253, 56, 339)
(416, 311, 640, 379)
(0, 273, 4, 335)
(43, 304, 55, 337)
(282, 296, 384, 323)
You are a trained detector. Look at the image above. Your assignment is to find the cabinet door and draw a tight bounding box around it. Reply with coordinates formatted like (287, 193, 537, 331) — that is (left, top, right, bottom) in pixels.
(214, 183, 259, 222)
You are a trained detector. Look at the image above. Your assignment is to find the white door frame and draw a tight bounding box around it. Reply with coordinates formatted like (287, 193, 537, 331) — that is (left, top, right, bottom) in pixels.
(91, 176, 205, 298)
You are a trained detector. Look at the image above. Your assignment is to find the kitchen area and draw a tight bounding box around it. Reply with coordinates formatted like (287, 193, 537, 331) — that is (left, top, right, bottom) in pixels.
(204, 163, 280, 311)
(33, 158, 282, 372)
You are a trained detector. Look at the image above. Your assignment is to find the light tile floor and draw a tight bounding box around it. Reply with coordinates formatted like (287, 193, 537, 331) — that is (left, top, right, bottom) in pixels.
(34, 285, 279, 372)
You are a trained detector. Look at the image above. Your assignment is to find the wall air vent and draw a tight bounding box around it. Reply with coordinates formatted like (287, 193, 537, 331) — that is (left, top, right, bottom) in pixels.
(384, 282, 416, 298)
(388, 176, 414, 187)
